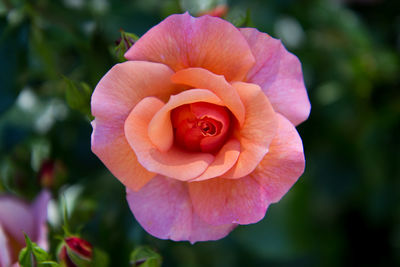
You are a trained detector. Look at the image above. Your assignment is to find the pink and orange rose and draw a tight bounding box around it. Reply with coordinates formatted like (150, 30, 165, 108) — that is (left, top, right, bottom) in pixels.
(91, 13, 310, 243)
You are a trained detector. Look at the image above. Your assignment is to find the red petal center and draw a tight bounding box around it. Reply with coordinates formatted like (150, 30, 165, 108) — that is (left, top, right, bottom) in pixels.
(171, 102, 231, 153)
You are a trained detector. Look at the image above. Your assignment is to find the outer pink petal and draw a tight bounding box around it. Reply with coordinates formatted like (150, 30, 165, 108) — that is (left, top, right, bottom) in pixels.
(91, 61, 179, 191)
(125, 96, 214, 181)
(126, 175, 236, 243)
(125, 13, 255, 82)
(171, 68, 245, 125)
(91, 61, 178, 121)
(192, 138, 241, 181)
(0, 196, 34, 245)
(240, 28, 310, 126)
(0, 225, 11, 267)
(188, 176, 269, 225)
(92, 119, 155, 191)
(221, 82, 277, 179)
(30, 190, 50, 250)
(249, 114, 305, 203)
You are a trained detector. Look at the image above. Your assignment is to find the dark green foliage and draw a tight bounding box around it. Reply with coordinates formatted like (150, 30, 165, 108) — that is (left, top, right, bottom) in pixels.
(64, 76, 93, 120)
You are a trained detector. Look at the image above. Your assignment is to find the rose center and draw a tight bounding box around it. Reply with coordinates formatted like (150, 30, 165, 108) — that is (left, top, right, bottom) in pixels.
(198, 118, 218, 136)
(171, 102, 231, 153)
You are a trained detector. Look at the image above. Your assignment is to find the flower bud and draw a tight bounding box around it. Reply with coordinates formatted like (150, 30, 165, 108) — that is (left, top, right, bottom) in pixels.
(38, 159, 66, 188)
(58, 237, 93, 267)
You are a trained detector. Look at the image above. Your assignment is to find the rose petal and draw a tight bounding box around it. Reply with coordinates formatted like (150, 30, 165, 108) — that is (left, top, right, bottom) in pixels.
(192, 138, 241, 181)
(189, 176, 269, 225)
(91, 119, 155, 191)
(171, 68, 245, 125)
(221, 82, 277, 179)
(240, 28, 311, 126)
(0, 225, 11, 267)
(126, 175, 236, 243)
(125, 13, 255, 82)
(0, 196, 34, 245)
(249, 114, 305, 203)
(31, 190, 50, 250)
(148, 89, 224, 152)
(91, 61, 180, 191)
(125, 96, 215, 181)
(91, 60, 178, 121)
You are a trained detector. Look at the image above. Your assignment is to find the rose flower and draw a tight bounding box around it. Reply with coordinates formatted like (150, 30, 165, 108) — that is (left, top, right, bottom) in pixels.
(91, 13, 310, 243)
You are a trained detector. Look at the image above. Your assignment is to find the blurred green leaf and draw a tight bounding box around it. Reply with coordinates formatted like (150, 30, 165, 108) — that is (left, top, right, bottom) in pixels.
(63, 76, 93, 120)
(130, 246, 162, 267)
(226, 8, 252, 27)
(38, 262, 60, 267)
(19, 234, 59, 267)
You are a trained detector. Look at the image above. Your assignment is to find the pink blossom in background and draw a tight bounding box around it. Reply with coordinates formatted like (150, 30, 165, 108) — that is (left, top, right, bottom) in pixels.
(0, 190, 50, 266)
(197, 5, 228, 18)
(91, 13, 310, 243)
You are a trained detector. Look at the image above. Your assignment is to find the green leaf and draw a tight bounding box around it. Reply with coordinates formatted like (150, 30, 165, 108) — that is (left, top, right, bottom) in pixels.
(19, 234, 57, 267)
(19, 247, 34, 267)
(38, 261, 60, 267)
(61, 194, 72, 237)
(130, 246, 162, 267)
(63, 76, 93, 120)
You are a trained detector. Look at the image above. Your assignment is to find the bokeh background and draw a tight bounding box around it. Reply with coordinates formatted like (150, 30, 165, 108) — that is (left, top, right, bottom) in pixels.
(1, 0, 399, 266)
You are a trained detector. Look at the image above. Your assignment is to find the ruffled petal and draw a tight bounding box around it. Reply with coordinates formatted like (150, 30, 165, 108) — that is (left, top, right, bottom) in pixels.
(125, 96, 215, 181)
(192, 138, 240, 181)
(240, 28, 310, 126)
(221, 82, 277, 179)
(126, 175, 236, 243)
(125, 13, 255, 82)
(249, 114, 305, 203)
(188, 176, 269, 225)
(91, 119, 155, 191)
(171, 68, 245, 125)
(91, 61, 178, 121)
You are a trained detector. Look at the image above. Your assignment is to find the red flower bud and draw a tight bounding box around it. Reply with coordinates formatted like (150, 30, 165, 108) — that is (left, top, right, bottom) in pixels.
(38, 159, 66, 188)
(65, 237, 92, 258)
(58, 246, 78, 267)
(38, 160, 55, 187)
(58, 237, 93, 267)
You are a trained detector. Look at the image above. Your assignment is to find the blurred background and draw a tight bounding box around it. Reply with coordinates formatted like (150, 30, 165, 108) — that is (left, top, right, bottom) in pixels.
(0, 0, 399, 266)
